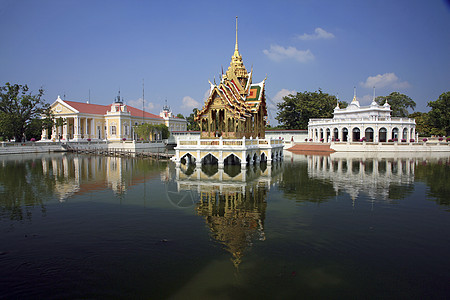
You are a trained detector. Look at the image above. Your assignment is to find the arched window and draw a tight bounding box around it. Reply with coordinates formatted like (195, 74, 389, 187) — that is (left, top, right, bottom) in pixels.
(402, 128, 408, 140)
(365, 127, 374, 142)
(333, 128, 339, 140)
(379, 128, 387, 142)
(352, 127, 360, 141)
(342, 128, 348, 142)
(392, 128, 399, 140)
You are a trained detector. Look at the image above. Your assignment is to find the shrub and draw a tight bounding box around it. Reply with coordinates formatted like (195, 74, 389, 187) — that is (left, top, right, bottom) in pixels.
(335, 138, 340, 142)
(446, 137, 450, 142)
(305, 138, 308, 142)
(309, 138, 313, 142)
(320, 138, 324, 142)
(30, 138, 36, 142)
(422, 138, 428, 142)
(388, 139, 393, 142)
(87, 138, 91, 142)
(438, 137, 443, 141)
(401, 139, 406, 142)
(410, 139, 415, 142)
(122, 138, 127, 141)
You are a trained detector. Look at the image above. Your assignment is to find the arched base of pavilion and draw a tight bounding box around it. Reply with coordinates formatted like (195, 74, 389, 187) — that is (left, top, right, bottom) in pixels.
(172, 137, 284, 170)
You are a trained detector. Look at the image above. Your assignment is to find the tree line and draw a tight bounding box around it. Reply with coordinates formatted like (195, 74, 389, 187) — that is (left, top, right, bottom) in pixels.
(273, 90, 450, 137)
(1, 82, 449, 141)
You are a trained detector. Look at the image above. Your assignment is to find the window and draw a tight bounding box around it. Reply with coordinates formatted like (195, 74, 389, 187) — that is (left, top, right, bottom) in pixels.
(111, 126, 116, 135)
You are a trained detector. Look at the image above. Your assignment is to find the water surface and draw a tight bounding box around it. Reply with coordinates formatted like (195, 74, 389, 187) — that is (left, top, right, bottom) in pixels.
(0, 152, 449, 299)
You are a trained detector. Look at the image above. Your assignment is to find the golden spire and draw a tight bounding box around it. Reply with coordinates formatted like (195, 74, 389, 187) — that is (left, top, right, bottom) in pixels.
(234, 16, 239, 56)
(223, 16, 248, 94)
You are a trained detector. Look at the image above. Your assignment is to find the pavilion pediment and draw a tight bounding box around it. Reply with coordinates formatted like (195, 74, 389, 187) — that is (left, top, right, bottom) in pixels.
(51, 99, 79, 114)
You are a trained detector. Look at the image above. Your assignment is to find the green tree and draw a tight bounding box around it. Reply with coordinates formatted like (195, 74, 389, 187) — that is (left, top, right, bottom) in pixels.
(408, 112, 432, 136)
(176, 113, 185, 119)
(427, 91, 450, 136)
(375, 92, 416, 117)
(275, 90, 343, 129)
(134, 123, 153, 141)
(134, 123, 169, 140)
(186, 108, 200, 131)
(24, 118, 44, 140)
(0, 83, 50, 141)
(155, 124, 170, 139)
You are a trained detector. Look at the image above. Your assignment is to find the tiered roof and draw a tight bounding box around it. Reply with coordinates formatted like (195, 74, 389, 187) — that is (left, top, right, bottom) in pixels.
(195, 17, 266, 122)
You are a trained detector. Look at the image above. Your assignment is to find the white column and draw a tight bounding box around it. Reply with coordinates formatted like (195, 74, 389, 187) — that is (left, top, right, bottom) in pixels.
(83, 118, 87, 139)
(89, 119, 92, 139)
(74, 117, 80, 139)
(63, 120, 69, 141)
(41, 128, 47, 140)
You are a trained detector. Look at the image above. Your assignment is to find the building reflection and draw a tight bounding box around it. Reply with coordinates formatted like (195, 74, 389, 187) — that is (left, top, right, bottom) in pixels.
(300, 151, 450, 202)
(40, 154, 148, 201)
(173, 163, 282, 268)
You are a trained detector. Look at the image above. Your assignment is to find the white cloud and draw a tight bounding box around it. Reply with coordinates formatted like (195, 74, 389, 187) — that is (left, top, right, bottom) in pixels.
(272, 88, 296, 103)
(267, 89, 296, 115)
(127, 98, 155, 111)
(359, 94, 373, 105)
(181, 96, 201, 109)
(360, 72, 410, 89)
(263, 44, 314, 63)
(297, 28, 335, 40)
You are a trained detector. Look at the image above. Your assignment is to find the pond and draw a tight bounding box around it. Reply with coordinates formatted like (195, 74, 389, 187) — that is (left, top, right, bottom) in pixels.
(0, 151, 449, 299)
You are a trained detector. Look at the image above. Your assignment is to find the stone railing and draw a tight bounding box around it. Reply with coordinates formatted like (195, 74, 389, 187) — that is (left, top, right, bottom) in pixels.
(309, 117, 416, 125)
(176, 137, 283, 148)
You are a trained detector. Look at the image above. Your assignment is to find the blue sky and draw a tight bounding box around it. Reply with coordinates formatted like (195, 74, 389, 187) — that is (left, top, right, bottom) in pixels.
(1, 0, 449, 124)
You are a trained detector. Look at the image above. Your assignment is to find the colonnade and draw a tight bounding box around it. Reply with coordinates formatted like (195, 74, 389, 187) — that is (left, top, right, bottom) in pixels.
(42, 117, 100, 141)
(309, 124, 416, 143)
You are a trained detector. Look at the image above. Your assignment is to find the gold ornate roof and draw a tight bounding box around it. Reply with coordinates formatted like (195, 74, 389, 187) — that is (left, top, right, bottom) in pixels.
(195, 17, 267, 123)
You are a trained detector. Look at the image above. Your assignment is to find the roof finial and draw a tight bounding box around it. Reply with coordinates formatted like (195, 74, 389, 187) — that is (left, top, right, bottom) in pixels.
(371, 86, 378, 106)
(351, 86, 360, 107)
(235, 16, 238, 52)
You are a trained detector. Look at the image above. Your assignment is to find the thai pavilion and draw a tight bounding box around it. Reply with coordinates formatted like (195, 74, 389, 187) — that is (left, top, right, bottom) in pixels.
(42, 94, 187, 142)
(308, 90, 416, 143)
(194, 21, 267, 139)
(172, 18, 283, 168)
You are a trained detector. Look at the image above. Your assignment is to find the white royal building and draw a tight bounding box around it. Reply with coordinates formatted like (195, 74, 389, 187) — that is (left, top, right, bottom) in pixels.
(308, 91, 416, 143)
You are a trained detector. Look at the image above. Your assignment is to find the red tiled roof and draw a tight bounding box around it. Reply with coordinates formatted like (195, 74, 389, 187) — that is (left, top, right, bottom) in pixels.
(63, 100, 109, 115)
(62, 100, 163, 119)
(126, 105, 162, 119)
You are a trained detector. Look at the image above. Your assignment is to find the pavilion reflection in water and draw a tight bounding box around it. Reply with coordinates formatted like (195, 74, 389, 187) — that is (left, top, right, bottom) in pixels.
(303, 152, 450, 202)
(174, 163, 282, 268)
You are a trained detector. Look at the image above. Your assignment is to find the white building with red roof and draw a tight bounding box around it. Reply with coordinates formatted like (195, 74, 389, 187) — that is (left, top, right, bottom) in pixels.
(42, 96, 187, 141)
